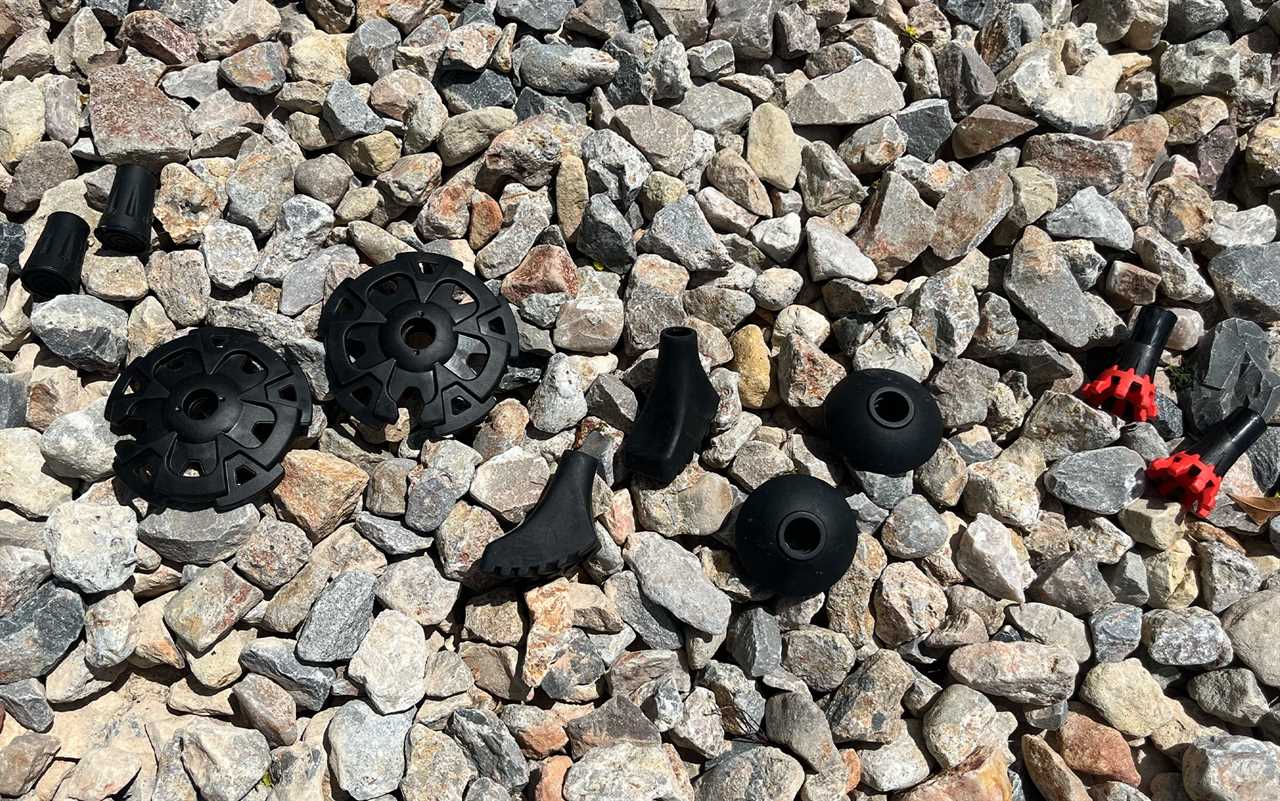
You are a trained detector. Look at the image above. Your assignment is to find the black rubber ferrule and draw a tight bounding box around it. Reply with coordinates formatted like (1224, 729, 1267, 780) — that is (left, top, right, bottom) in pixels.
(622, 326, 719, 484)
(21, 211, 90, 298)
(476, 448, 602, 577)
(1116, 306, 1176, 377)
(1192, 407, 1268, 476)
(95, 165, 156, 254)
(735, 474, 858, 597)
(824, 369, 944, 475)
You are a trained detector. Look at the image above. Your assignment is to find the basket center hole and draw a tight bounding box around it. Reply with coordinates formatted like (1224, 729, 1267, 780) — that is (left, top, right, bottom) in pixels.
(402, 318, 436, 350)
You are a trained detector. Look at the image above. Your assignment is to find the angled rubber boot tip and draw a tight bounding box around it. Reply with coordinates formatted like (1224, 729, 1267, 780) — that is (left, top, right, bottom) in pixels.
(736, 474, 857, 597)
(21, 211, 90, 299)
(1148, 407, 1267, 518)
(623, 326, 718, 484)
(1081, 305, 1176, 423)
(825, 368, 943, 475)
(476, 435, 605, 578)
(95, 164, 156, 254)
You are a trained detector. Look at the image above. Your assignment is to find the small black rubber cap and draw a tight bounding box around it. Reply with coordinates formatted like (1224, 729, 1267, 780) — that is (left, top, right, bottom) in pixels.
(476, 433, 607, 578)
(623, 326, 718, 484)
(95, 165, 156, 254)
(736, 474, 857, 597)
(825, 368, 944, 475)
(21, 211, 90, 299)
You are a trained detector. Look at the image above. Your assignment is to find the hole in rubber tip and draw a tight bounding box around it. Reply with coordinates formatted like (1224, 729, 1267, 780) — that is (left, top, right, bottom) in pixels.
(778, 513, 824, 560)
(868, 387, 914, 429)
(182, 388, 220, 421)
(401, 318, 436, 350)
(666, 326, 696, 339)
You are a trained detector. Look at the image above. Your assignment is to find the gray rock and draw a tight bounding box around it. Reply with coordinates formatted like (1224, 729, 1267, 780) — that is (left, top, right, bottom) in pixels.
(563, 743, 676, 801)
(624, 530, 731, 635)
(1182, 736, 1280, 801)
(448, 708, 530, 791)
(327, 700, 415, 800)
(1143, 607, 1232, 667)
(296, 570, 376, 662)
(671, 82, 754, 133)
(1029, 553, 1117, 616)
(948, 641, 1078, 705)
(0, 582, 84, 684)
(181, 720, 271, 801)
(638, 195, 733, 273)
(1044, 187, 1135, 250)
(0, 678, 53, 732)
(1044, 447, 1147, 515)
(44, 503, 137, 594)
(1089, 603, 1143, 663)
(825, 650, 914, 743)
(692, 745, 804, 801)
(728, 607, 782, 677)
(787, 61, 906, 126)
(139, 505, 261, 565)
(1188, 668, 1271, 727)
(30, 295, 128, 371)
(239, 637, 335, 712)
(39, 398, 121, 481)
(1209, 243, 1280, 324)
(517, 43, 618, 94)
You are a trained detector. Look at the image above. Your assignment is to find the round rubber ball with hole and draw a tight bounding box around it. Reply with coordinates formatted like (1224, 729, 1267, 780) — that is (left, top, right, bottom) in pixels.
(319, 252, 519, 447)
(735, 474, 858, 597)
(824, 368, 943, 475)
(104, 327, 313, 511)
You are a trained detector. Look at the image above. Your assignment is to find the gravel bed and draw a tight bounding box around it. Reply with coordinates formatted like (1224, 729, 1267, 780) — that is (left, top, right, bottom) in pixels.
(2, 1, 1280, 800)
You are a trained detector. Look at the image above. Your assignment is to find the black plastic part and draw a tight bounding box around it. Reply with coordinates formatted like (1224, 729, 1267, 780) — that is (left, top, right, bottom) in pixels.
(622, 327, 719, 484)
(476, 446, 603, 578)
(95, 165, 156, 254)
(20, 211, 89, 298)
(1117, 305, 1176, 377)
(824, 368, 944, 475)
(320, 252, 519, 448)
(1193, 407, 1268, 475)
(735, 474, 858, 597)
(105, 327, 313, 511)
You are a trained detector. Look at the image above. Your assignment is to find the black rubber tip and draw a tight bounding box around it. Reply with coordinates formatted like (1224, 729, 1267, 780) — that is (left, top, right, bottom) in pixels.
(21, 211, 90, 299)
(95, 165, 156, 254)
(1194, 406, 1268, 476)
(622, 326, 719, 484)
(735, 474, 857, 597)
(476, 442, 603, 578)
(1118, 305, 1176, 377)
(824, 368, 944, 475)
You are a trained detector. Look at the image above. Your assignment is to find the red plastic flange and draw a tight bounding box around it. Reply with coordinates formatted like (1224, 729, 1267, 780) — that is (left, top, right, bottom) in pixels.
(1146, 452, 1222, 517)
(1081, 365, 1159, 423)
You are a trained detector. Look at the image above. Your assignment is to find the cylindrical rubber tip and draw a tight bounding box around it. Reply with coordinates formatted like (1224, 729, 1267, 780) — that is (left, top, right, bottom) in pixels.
(1195, 407, 1268, 476)
(21, 211, 90, 298)
(95, 164, 155, 254)
(1131, 305, 1177, 349)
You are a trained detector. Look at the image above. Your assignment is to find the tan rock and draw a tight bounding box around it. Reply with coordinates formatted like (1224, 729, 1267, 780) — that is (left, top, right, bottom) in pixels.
(1021, 735, 1088, 801)
(1079, 659, 1175, 738)
(533, 754, 572, 801)
(896, 748, 1011, 801)
(272, 451, 369, 540)
(1050, 711, 1140, 786)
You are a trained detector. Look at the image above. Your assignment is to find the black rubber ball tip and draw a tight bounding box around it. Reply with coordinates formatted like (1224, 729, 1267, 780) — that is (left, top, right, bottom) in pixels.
(735, 474, 857, 597)
(825, 369, 944, 475)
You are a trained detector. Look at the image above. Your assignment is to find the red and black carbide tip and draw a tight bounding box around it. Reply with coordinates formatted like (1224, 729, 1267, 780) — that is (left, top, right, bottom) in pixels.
(1147, 407, 1267, 517)
(1081, 306, 1176, 423)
